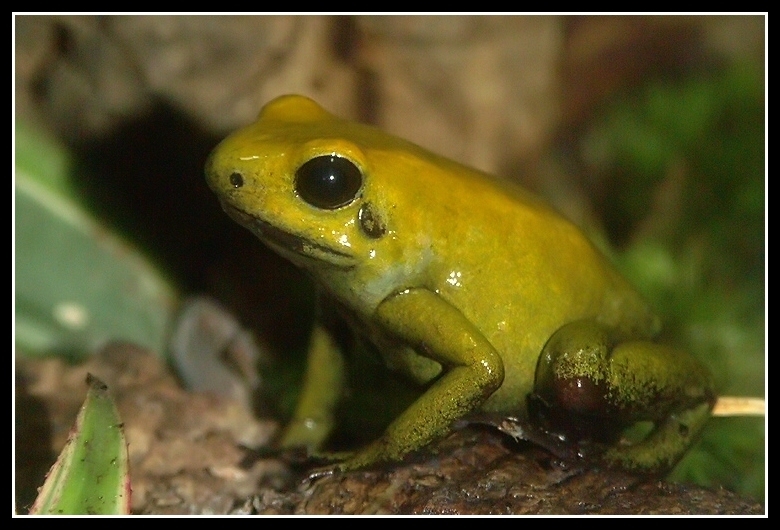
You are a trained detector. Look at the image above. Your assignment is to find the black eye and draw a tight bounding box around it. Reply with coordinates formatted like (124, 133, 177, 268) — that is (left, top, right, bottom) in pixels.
(295, 155, 362, 209)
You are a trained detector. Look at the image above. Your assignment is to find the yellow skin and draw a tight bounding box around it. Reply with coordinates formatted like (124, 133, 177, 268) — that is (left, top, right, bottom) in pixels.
(205, 95, 715, 473)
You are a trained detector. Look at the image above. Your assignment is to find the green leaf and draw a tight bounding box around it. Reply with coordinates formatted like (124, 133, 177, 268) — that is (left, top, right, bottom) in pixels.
(29, 375, 130, 515)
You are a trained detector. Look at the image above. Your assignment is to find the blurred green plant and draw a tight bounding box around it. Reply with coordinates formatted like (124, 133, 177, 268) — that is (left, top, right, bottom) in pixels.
(14, 123, 179, 361)
(579, 61, 765, 500)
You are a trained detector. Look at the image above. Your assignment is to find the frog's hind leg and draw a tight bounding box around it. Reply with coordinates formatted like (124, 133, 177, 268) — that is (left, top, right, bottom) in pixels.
(528, 320, 715, 473)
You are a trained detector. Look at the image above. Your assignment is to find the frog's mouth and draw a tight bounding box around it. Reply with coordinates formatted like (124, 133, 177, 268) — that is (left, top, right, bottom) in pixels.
(221, 203, 356, 268)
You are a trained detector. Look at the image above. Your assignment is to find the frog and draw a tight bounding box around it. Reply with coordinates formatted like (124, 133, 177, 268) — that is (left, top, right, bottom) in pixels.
(205, 94, 716, 474)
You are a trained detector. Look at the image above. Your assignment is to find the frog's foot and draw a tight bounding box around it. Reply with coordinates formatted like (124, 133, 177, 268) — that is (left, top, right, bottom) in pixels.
(601, 402, 712, 473)
(304, 463, 339, 483)
(295, 451, 363, 484)
(303, 439, 402, 482)
(288, 450, 348, 481)
(490, 414, 596, 463)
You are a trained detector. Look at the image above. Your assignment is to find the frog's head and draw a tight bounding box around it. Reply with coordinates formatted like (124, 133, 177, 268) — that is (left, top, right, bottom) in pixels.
(205, 95, 431, 303)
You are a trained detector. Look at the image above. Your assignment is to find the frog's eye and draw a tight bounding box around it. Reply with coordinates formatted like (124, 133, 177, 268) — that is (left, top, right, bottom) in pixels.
(295, 155, 362, 209)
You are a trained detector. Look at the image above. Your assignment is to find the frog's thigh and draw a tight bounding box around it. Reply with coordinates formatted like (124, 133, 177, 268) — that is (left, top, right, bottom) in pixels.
(279, 322, 345, 450)
(350, 288, 505, 465)
(533, 320, 714, 472)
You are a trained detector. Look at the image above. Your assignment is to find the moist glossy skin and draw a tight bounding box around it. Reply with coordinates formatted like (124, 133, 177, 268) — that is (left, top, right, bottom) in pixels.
(205, 95, 715, 473)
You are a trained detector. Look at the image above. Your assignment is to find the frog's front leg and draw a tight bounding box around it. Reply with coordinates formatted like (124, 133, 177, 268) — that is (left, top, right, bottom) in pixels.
(529, 320, 716, 473)
(278, 322, 345, 452)
(338, 288, 505, 471)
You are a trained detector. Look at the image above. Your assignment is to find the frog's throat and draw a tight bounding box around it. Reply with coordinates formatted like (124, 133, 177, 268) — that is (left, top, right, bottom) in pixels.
(221, 203, 357, 269)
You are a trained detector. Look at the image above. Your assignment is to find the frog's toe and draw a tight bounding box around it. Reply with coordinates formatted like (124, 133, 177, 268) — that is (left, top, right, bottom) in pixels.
(303, 463, 339, 484)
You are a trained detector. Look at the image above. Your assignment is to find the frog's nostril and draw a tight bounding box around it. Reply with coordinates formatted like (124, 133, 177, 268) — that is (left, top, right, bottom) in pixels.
(229, 172, 245, 188)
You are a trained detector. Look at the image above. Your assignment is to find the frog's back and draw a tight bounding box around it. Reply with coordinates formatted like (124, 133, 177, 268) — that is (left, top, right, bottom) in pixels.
(381, 152, 660, 412)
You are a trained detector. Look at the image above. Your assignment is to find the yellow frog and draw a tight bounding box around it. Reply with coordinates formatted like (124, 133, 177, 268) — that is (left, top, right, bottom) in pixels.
(205, 95, 715, 473)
